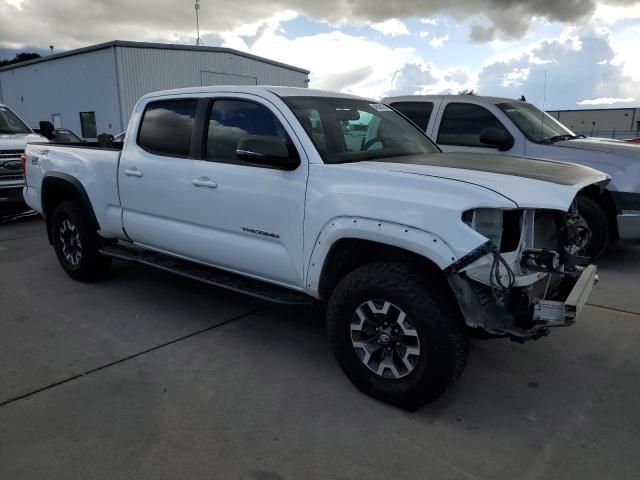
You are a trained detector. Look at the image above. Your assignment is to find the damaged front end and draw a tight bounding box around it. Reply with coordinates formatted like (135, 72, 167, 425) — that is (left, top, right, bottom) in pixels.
(447, 203, 598, 342)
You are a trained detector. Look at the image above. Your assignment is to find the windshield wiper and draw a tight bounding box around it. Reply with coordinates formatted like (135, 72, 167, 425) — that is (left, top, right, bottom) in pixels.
(539, 134, 579, 144)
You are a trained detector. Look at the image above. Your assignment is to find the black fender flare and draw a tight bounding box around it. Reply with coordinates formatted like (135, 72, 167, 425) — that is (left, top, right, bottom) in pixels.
(41, 172, 100, 244)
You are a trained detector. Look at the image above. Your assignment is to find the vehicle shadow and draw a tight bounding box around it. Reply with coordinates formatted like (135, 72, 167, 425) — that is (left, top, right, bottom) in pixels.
(0, 209, 39, 225)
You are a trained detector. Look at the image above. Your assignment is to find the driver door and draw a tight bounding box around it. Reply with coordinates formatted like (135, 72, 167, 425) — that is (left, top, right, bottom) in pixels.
(434, 101, 525, 156)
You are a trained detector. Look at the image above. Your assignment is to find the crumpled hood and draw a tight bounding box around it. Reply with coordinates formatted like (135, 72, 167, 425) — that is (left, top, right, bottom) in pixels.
(0, 133, 47, 150)
(555, 137, 640, 159)
(355, 152, 609, 211)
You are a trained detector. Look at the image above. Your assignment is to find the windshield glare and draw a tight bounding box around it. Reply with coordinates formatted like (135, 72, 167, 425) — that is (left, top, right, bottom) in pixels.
(283, 97, 439, 164)
(497, 102, 574, 143)
(0, 106, 31, 134)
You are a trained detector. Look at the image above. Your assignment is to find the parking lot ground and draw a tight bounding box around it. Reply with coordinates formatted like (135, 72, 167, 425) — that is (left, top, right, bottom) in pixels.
(1, 216, 639, 480)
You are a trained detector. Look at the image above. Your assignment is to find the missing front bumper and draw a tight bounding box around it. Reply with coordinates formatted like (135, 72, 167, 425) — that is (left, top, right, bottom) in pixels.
(448, 264, 598, 341)
(532, 264, 598, 328)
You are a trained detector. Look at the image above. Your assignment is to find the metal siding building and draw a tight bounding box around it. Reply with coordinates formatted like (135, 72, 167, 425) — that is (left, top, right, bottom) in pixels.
(548, 107, 640, 139)
(0, 41, 309, 138)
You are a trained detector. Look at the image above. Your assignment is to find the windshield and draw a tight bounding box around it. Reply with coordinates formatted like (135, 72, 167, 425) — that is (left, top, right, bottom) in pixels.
(0, 106, 31, 134)
(283, 97, 439, 164)
(497, 102, 575, 144)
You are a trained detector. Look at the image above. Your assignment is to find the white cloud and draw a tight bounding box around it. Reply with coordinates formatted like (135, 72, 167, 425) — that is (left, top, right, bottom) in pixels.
(477, 27, 640, 108)
(370, 19, 410, 36)
(429, 34, 449, 48)
(577, 97, 636, 106)
(221, 19, 416, 98)
(220, 15, 478, 98)
(419, 31, 430, 37)
(609, 24, 640, 85)
(592, 3, 640, 24)
(5, 0, 638, 50)
(389, 63, 478, 96)
(420, 18, 438, 25)
(4, 0, 24, 10)
(501, 67, 530, 87)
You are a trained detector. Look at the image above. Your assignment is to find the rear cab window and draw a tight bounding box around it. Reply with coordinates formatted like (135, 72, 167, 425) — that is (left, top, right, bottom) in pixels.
(388, 102, 434, 132)
(137, 99, 198, 157)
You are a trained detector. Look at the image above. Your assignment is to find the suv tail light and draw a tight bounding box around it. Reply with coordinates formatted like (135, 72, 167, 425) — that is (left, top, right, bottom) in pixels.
(20, 153, 27, 175)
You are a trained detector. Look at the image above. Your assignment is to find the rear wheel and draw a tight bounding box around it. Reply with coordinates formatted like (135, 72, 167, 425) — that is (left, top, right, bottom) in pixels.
(326, 262, 468, 410)
(52, 201, 111, 281)
(572, 195, 610, 260)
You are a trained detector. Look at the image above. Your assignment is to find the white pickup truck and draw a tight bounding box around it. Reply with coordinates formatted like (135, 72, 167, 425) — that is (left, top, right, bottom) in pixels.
(0, 103, 46, 215)
(24, 87, 605, 408)
(383, 95, 640, 258)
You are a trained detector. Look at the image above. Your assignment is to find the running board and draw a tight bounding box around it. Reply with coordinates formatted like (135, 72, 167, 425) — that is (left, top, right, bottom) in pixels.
(99, 243, 314, 305)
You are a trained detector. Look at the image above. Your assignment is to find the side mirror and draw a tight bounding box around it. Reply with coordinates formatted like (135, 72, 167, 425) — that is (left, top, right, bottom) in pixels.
(479, 127, 514, 151)
(236, 136, 299, 170)
(39, 121, 55, 140)
(97, 133, 115, 148)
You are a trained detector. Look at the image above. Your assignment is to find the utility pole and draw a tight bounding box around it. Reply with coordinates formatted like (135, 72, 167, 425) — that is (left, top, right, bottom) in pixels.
(195, 0, 204, 46)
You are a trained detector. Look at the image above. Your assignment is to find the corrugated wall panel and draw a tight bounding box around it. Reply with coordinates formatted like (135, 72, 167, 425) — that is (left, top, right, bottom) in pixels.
(200, 71, 257, 86)
(116, 47, 309, 123)
(0, 48, 122, 137)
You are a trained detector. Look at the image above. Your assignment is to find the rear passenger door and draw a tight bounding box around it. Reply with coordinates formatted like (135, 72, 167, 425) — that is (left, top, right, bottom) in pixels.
(119, 97, 205, 256)
(187, 95, 309, 288)
(433, 101, 524, 155)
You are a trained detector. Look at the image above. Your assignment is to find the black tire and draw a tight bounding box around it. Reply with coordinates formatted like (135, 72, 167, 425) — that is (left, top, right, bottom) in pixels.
(51, 200, 111, 281)
(576, 195, 610, 259)
(326, 262, 469, 410)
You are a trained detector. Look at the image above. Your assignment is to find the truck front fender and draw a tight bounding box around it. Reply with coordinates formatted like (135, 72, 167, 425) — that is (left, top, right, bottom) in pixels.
(305, 217, 458, 297)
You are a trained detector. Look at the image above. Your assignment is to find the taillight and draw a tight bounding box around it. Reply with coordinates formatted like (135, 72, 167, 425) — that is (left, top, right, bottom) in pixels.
(20, 153, 27, 175)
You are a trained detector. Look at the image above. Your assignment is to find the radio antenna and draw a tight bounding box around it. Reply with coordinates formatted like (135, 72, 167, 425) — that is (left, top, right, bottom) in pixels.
(195, 0, 204, 46)
(541, 70, 547, 137)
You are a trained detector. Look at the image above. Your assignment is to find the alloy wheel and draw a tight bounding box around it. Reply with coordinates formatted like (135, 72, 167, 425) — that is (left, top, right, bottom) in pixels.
(350, 300, 421, 379)
(59, 218, 83, 266)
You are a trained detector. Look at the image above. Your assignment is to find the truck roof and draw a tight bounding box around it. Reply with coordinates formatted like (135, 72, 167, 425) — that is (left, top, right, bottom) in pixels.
(383, 94, 522, 105)
(141, 86, 371, 102)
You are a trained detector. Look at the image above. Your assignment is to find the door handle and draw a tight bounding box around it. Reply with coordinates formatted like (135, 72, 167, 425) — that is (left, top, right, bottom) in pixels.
(192, 177, 218, 189)
(124, 168, 143, 178)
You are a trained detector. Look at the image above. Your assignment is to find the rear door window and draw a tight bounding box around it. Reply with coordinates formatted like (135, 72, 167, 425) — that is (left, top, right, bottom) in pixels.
(389, 102, 434, 132)
(437, 102, 509, 147)
(137, 99, 198, 157)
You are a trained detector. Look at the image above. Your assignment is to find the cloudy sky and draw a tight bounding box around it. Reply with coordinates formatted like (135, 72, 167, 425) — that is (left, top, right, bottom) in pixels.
(1, 0, 639, 109)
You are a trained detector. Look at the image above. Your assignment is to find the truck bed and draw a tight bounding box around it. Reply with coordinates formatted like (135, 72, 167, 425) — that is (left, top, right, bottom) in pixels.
(24, 141, 125, 238)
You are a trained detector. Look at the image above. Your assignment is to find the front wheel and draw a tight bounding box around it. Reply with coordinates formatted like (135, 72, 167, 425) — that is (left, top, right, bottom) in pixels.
(326, 262, 469, 410)
(571, 195, 611, 260)
(52, 201, 111, 281)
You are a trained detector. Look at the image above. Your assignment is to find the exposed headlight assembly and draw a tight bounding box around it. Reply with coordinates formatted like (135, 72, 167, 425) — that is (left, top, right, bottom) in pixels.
(461, 208, 522, 306)
(462, 208, 523, 253)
